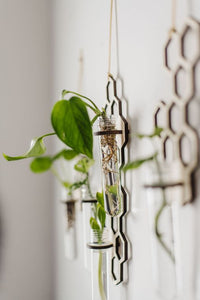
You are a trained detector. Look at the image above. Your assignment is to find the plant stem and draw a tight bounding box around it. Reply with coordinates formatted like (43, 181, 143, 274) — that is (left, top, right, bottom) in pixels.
(50, 167, 64, 185)
(154, 190, 175, 263)
(98, 250, 106, 300)
(84, 102, 100, 115)
(86, 173, 94, 199)
(154, 153, 175, 263)
(40, 132, 56, 139)
(91, 113, 103, 126)
(62, 90, 101, 113)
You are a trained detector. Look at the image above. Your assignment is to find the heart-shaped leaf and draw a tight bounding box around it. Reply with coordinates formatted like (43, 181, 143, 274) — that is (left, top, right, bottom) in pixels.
(51, 97, 93, 158)
(30, 157, 53, 173)
(53, 149, 78, 161)
(3, 133, 55, 161)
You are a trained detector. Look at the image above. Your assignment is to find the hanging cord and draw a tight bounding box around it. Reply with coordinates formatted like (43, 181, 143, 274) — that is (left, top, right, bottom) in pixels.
(169, 0, 177, 37)
(77, 49, 84, 92)
(187, 0, 192, 17)
(108, 0, 114, 79)
(115, 0, 120, 76)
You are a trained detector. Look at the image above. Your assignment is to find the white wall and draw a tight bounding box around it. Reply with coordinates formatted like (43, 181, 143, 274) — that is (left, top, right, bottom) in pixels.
(0, 1, 54, 300)
(52, 0, 200, 300)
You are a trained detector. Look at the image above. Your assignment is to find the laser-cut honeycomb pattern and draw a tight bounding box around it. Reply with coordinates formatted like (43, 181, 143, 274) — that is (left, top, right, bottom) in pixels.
(106, 74, 129, 285)
(155, 16, 200, 204)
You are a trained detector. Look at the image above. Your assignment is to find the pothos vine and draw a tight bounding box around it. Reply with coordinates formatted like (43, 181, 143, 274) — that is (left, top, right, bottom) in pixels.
(3, 91, 174, 300)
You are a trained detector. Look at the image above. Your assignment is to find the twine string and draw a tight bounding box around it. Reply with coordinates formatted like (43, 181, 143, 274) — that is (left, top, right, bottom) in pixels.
(169, 0, 177, 37)
(77, 49, 84, 92)
(108, 0, 114, 79)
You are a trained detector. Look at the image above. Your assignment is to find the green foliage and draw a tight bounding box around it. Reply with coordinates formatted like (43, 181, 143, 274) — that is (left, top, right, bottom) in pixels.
(74, 157, 94, 173)
(125, 126, 174, 262)
(106, 184, 118, 196)
(97, 204, 106, 229)
(89, 191, 106, 242)
(62, 181, 71, 188)
(4, 89, 105, 164)
(3, 89, 106, 238)
(90, 217, 101, 231)
(68, 178, 87, 195)
(62, 90, 102, 115)
(123, 154, 157, 172)
(30, 157, 52, 173)
(30, 148, 78, 174)
(123, 126, 162, 172)
(3, 133, 55, 161)
(96, 192, 104, 208)
(53, 149, 78, 160)
(51, 97, 93, 158)
(136, 127, 163, 139)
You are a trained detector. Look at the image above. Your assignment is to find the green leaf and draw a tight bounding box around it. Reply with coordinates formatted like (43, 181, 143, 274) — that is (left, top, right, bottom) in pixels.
(106, 184, 118, 196)
(74, 157, 94, 173)
(30, 149, 78, 173)
(97, 204, 106, 229)
(136, 127, 163, 139)
(153, 127, 163, 136)
(51, 97, 93, 158)
(62, 149, 78, 160)
(62, 181, 71, 188)
(3, 133, 55, 161)
(96, 192, 104, 208)
(30, 157, 52, 173)
(53, 149, 78, 161)
(123, 154, 157, 172)
(90, 217, 100, 231)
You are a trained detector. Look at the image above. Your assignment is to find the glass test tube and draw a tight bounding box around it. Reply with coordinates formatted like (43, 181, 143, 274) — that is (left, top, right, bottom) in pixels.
(88, 228, 113, 300)
(144, 162, 183, 300)
(81, 184, 97, 271)
(97, 116, 122, 217)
